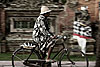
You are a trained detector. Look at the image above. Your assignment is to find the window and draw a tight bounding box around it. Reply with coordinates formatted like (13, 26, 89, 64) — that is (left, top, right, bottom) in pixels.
(14, 21, 34, 29)
(10, 17, 36, 32)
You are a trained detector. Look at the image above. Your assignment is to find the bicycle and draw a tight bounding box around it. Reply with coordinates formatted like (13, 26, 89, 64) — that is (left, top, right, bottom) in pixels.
(12, 35, 89, 67)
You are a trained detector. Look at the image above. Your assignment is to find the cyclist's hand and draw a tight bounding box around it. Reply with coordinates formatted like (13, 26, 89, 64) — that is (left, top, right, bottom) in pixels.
(47, 34, 54, 39)
(48, 35, 57, 39)
(52, 35, 61, 39)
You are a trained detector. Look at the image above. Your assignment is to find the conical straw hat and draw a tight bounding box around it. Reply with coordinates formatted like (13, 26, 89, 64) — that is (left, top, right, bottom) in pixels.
(40, 6, 51, 14)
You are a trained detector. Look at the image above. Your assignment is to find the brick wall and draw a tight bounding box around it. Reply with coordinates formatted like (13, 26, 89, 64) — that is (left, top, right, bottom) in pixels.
(55, 5, 75, 34)
(78, 0, 99, 22)
(0, 8, 2, 34)
(0, 8, 5, 35)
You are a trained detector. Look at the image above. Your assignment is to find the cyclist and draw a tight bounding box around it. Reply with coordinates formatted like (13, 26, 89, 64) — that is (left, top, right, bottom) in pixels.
(32, 5, 54, 62)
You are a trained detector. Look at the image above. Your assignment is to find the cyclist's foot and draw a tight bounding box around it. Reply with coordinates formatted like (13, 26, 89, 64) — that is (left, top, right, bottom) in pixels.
(46, 59, 56, 63)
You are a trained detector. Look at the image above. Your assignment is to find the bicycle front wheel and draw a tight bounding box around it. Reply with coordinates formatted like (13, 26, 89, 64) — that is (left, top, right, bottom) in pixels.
(12, 47, 40, 67)
(58, 49, 89, 67)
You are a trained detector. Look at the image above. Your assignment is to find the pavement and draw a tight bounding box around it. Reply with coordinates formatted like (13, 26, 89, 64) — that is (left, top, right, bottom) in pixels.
(0, 61, 96, 67)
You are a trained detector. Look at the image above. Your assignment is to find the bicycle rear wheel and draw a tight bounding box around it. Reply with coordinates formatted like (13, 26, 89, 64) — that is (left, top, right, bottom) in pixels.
(58, 49, 89, 67)
(12, 47, 40, 67)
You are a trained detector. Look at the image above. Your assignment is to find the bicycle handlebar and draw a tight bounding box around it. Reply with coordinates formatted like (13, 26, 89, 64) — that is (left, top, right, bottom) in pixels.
(49, 35, 69, 41)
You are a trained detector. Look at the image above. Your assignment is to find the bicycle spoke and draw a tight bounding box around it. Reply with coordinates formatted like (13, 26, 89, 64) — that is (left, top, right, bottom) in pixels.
(14, 55, 23, 61)
(58, 49, 89, 67)
(12, 48, 40, 67)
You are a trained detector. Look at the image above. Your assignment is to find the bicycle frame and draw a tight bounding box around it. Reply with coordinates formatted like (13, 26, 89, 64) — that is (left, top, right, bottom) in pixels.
(20, 37, 66, 62)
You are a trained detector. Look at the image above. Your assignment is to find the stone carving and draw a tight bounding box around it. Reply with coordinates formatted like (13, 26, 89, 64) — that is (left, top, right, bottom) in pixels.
(66, 0, 78, 8)
(11, 0, 42, 8)
(9, 0, 65, 9)
(39, 0, 52, 3)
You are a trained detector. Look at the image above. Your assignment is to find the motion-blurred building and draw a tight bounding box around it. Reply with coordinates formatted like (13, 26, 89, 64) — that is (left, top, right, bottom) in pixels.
(0, 0, 99, 53)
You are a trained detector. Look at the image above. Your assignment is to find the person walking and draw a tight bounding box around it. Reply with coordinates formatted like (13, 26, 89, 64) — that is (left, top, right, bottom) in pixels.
(73, 6, 92, 55)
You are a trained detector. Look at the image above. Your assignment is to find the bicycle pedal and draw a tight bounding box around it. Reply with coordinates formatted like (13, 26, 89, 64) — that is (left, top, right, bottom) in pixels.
(23, 61, 40, 67)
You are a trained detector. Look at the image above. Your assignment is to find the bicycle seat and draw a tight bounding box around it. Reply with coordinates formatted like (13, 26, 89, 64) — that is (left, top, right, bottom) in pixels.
(20, 42, 37, 49)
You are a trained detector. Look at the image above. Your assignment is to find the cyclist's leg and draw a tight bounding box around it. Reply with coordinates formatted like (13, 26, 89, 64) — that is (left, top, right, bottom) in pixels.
(46, 42, 57, 62)
(46, 45, 53, 60)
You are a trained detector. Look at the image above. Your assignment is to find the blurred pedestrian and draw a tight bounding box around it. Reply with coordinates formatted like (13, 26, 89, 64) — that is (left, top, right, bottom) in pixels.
(73, 6, 92, 54)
